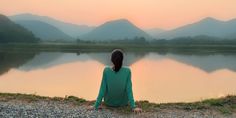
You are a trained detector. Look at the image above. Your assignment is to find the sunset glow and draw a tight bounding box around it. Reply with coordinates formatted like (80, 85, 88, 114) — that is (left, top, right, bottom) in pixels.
(1, 0, 236, 29)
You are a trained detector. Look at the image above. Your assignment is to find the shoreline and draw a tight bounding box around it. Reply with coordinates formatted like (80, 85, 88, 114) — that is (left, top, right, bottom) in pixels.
(1, 43, 236, 54)
(0, 93, 236, 117)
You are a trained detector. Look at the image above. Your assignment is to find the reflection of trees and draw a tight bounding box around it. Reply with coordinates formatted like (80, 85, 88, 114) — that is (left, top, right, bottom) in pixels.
(0, 52, 36, 75)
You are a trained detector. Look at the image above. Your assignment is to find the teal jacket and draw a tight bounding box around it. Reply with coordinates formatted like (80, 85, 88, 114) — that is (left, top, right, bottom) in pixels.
(94, 66, 136, 109)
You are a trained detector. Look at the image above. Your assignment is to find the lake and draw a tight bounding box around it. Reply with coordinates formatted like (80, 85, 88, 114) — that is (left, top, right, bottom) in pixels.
(0, 51, 236, 103)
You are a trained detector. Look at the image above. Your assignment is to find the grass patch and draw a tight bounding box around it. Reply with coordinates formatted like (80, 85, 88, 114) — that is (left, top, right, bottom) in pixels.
(202, 98, 225, 106)
(218, 107, 232, 115)
(135, 96, 236, 115)
(64, 96, 86, 105)
(0, 93, 47, 102)
(0, 93, 86, 105)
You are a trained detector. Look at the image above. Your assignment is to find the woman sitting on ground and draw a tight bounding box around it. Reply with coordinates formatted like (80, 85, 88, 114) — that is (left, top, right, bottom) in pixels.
(91, 49, 142, 113)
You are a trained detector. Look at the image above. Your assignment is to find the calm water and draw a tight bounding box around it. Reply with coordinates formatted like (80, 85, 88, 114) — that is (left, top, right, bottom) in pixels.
(0, 51, 236, 103)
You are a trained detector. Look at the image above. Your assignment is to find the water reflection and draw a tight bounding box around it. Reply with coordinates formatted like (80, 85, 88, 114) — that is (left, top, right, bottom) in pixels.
(166, 54, 236, 72)
(19, 52, 147, 71)
(0, 60, 104, 100)
(0, 52, 36, 75)
(131, 54, 236, 103)
(0, 52, 236, 103)
(13, 52, 236, 73)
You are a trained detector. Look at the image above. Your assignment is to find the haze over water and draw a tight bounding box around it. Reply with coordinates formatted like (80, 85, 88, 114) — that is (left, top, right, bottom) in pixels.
(0, 51, 236, 103)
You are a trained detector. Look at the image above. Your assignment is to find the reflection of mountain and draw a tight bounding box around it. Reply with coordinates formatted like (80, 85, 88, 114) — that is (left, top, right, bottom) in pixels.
(18, 52, 147, 71)
(166, 54, 236, 72)
(87, 52, 147, 66)
(13, 52, 236, 73)
(19, 52, 69, 70)
(146, 53, 236, 72)
(19, 52, 97, 71)
(0, 52, 36, 75)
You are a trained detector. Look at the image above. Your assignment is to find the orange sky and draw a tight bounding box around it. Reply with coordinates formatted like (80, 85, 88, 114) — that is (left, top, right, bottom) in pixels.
(1, 0, 236, 29)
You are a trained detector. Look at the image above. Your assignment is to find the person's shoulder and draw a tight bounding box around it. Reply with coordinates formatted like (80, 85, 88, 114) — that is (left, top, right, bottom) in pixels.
(122, 66, 131, 72)
(104, 66, 112, 72)
(103, 66, 131, 73)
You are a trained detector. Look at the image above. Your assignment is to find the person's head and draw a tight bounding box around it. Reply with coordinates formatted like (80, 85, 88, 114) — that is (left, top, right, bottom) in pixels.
(111, 49, 124, 72)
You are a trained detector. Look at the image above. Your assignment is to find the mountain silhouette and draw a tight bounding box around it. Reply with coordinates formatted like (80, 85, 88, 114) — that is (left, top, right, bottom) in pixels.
(145, 28, 166, 38)
(15, 20, 73, 41)
(10, 13, 95, 38)
(0, 14, 39, 43)
(80, 19, 151, 40)
(155, 17, 236, 39)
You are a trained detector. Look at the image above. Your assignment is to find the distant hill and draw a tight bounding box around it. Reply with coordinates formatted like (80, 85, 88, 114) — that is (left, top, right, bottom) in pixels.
(10, 14, 236, 40)
(155, 17, 236, 39)
(15, 20, 73, 41)
(80, 19, 151, 40)
(10, 13, 95, 38)
(145, 28, 166, 38)
(0, 14, 39, 43)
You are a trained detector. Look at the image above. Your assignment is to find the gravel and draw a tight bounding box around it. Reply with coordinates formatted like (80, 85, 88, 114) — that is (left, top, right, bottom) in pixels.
(0, 100, 235, 118)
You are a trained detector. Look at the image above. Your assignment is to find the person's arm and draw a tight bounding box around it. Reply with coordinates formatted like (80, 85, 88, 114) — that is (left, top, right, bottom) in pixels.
(94, 68, 107, 110)
(126, 69, 136, 109)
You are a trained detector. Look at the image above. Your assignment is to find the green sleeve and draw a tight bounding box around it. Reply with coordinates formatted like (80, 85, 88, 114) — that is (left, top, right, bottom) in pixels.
(126, 69, 136, 109)
(94, 68, 107, 110)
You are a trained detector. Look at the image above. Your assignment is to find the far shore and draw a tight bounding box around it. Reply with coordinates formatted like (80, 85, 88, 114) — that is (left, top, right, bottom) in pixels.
(1, 43, 236, 55)
(0, 92, 235, 117)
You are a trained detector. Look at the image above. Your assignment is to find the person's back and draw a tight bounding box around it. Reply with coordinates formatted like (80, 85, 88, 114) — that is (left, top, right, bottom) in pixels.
(92, 49, 142, 113)
(95, 66, 135, 108)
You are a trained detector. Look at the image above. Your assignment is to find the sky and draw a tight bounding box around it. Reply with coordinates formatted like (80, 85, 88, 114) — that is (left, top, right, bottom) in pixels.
(1, 0, 236, 29)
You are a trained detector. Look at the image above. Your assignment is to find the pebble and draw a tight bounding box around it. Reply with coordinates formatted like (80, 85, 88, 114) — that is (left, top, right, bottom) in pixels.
(0, 101, 234, 118)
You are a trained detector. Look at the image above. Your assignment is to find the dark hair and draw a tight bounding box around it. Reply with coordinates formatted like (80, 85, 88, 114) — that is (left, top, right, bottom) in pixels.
(111, 49, 123, 72)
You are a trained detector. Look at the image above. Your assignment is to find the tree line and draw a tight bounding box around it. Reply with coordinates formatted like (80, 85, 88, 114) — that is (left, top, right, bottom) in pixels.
(77, 35, 236, 45)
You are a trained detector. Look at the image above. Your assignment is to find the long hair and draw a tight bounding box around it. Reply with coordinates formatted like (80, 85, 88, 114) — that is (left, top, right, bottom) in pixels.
(111, 49, 123, 72)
